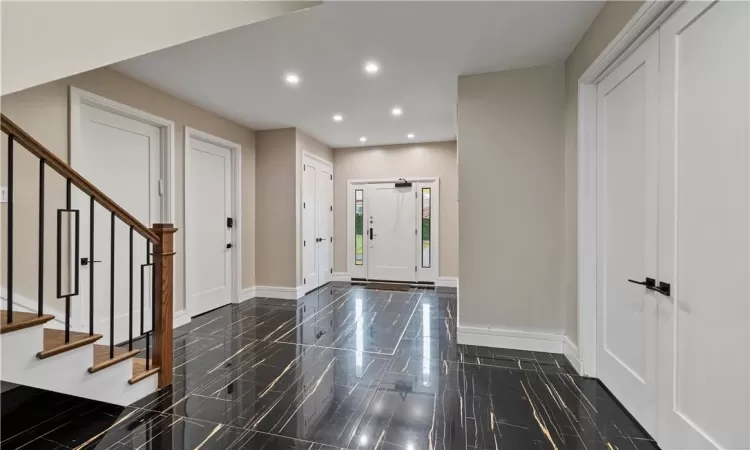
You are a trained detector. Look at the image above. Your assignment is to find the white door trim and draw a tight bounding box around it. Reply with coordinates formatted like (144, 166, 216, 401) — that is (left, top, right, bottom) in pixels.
(68, 86, 177, 328)
(346, 177, 440, 281)
(184, 126, 242, 316)
(576, 0, 680, 377)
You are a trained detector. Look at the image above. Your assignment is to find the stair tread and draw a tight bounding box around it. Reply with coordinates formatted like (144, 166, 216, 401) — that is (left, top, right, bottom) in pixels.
(89, 345, 141, 373)
(37, 329, 102, 359)
(1, 310, 55, 334)
(129, 357, 159, 385)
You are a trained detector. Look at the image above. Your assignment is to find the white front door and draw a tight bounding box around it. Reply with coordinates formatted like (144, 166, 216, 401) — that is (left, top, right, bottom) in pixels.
(74, 103, 161, 345)
(367, 183, 416, 282)
(657, 2, 750, 448)
(187, 137, 233, 317)
(302, 161, 318, 290)
(596, 31, 659, 436)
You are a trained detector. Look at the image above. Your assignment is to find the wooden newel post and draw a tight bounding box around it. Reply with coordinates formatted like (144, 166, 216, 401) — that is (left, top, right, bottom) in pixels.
(152, 223, 177, 388)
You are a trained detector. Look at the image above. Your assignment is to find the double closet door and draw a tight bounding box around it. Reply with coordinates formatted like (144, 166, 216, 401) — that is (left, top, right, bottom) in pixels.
(597, 2, 749, 448)
(301, 155, 333, 292)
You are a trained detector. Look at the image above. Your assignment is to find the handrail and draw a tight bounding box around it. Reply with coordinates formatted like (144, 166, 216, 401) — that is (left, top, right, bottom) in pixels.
(1, 114, 159, 243)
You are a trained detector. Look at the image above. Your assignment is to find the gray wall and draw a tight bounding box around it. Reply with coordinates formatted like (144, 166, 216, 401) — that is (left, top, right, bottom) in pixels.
(332, 141, 458, 277)
(457, 63, 565, 334)
(562, 1, 644, 345)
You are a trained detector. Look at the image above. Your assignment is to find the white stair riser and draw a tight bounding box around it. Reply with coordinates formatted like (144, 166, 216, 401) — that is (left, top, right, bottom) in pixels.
(0, 326, 157, 406)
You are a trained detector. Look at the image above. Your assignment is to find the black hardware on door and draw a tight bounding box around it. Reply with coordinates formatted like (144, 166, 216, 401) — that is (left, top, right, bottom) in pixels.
(227, 217, 234, 228)
(80, 257, 101, 266)
(627, 277, 656, 288)
(647, 281, 671, 297)
(226, 243, 233, 249)
(369, 228, 374, 240)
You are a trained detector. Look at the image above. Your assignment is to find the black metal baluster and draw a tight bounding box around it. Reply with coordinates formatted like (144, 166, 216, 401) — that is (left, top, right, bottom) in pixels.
(110, 211, 115, 358)
(89, 196, 95, 335)
(7, 135, 13, 323)
(38, 160, 44, 316)
(64, 179, 72, 344)
(147, 241, 154, 370)
(145, 241, 152, 370)
(128, 227, 133, 351)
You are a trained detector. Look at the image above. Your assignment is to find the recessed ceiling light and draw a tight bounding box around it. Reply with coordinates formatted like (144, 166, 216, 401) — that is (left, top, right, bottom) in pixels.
(333, 114, 343, 122)
(284, 72, 300, 86)
(407, 133, 415, 139)
(391, 107, 403, 117)
(359, 136, 367, 143)
(364, 61, 380, 75)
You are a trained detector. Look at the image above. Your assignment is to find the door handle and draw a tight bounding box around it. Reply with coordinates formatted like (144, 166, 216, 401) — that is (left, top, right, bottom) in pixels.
(627, 277, 656, 288)
(226, 243, 233, 249)
(369, 228, 374, 240)
(81, 257, 102, 266)
(647, 281, 671, 297)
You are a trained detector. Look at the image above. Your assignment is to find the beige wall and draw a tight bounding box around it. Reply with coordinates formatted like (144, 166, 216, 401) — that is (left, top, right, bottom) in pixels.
(562, 1, 643, 345)
(332, 141, 458, 277)
(1, 67, 257, 313)
(457, 64, 565, 334)
(255, 128, 297, 288)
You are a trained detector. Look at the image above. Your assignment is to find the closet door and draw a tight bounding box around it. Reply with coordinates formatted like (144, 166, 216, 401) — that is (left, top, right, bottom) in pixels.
(302, 161, 319, 291)
(316, 166, 333, 287)
(596, 31, 660, 436)
(657, 2, 750, 448)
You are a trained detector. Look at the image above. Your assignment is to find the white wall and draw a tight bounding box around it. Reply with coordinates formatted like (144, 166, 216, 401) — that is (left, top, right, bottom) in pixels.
(1, 1, 318, 95)
(457, 64, 565, 336)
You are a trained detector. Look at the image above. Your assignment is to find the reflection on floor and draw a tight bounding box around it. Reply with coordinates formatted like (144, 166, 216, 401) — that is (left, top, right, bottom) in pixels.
(1, 284, 658, 449)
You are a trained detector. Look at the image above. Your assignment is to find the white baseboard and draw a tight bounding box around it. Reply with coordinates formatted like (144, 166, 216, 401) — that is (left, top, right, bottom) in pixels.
(173, 310, 191, 329)
(331, 272, 351, 282)
(296, 285, 306, 299)
(457, 325, 564, 353)
(435, 277, 458, 288)
(563, 336, 582, 375)
(253, 286, 301, 300)
(238, 287, 255, 303)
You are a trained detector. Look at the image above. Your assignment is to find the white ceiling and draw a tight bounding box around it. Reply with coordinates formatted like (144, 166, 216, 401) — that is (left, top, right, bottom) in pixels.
(113, 1, 602, 148)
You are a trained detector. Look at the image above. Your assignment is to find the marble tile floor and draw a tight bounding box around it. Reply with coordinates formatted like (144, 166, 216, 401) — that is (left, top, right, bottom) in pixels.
(1, 284, 658, 449)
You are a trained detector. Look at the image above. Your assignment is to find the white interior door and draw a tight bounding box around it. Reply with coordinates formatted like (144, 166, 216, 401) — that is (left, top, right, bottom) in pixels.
(596, 31, 659, 436)
(367, 183, 416, 282)
(316, 166, 333, 287)
(657, 2, 750, 448)
(187, 137, 233, 317)
(302, 162, 318, 290)
(75, 104, 161, 344)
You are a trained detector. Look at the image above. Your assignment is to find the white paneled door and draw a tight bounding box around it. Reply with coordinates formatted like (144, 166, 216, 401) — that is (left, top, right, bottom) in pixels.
(657, 2, 749, 448)
(367, 184, 417, 282)
(596, 31, 660, 436)
(301, 154, 333, 292)
(594, 1, 750, 447)
(74, 103, 162, 345)
(187, 136, 233, 317)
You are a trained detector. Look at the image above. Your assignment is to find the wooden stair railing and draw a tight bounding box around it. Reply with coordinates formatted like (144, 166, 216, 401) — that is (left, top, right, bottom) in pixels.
(1, 113, 174, 388)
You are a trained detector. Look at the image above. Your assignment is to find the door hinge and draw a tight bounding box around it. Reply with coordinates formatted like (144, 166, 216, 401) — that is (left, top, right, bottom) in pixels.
(303, 165, 306, 171)
(330, 268, 333, 274)
(415, 265, 417, 272)
(415, 228, 417, 235)
(304, 240, 306, 247)
(330, 174, 333, 180)
(303, 202, 306, 208)
(330, 237, 332, 242)
(158, 179, 164, 196)
(415, 191, 417, 198)
(304, 277, 306, 284)
(330, 205, 333, 211)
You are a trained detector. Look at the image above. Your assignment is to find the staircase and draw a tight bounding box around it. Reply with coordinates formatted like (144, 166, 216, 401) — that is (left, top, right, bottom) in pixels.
(0, 114, 175, 406)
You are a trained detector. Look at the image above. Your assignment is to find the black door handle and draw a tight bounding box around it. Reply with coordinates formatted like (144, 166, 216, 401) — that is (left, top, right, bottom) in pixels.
(647, 281, 671, 297)
(226, 243, 233, 249)
(628, 277, 656, 288)
(369, 228, 374, 240)
(81, 257, 102, 266)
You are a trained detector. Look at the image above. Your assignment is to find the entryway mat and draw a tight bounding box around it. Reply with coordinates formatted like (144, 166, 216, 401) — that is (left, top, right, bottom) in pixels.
(366, 283, 412, 292)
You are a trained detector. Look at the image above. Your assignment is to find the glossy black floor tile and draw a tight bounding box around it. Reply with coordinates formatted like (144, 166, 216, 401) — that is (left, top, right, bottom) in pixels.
(1, 284, 657, 449)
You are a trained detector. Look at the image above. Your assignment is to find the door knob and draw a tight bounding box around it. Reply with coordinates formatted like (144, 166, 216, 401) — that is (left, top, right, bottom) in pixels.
(647, 281, 671, 297)
(81, 257, 102, 266)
